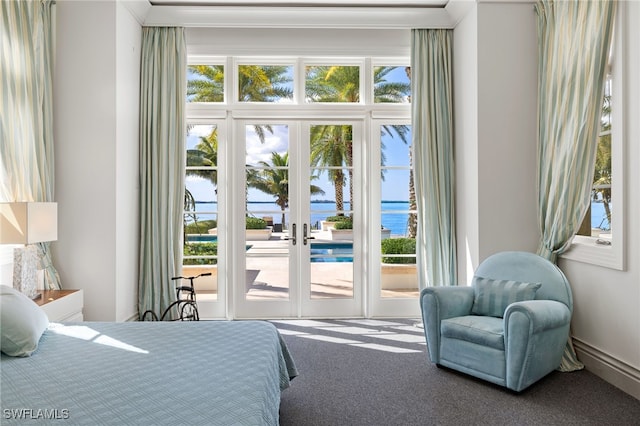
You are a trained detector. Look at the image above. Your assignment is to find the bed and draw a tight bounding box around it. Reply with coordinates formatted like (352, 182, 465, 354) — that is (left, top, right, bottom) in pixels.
(0, 286, 297, 426)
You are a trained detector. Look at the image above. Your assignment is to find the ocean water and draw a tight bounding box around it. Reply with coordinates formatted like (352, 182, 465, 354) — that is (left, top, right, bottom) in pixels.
(193, 201, 611, 237)
(194, 201, 414, 237)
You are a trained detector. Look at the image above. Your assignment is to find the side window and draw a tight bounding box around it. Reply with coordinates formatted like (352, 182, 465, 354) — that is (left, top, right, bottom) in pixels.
(183, 123, 220, 298)
(565, 9, 623, 271)
(576, 75, 612, 243)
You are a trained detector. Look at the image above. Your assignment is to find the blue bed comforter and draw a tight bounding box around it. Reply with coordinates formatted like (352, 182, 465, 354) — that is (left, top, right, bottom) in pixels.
(1, 321, 297, 425)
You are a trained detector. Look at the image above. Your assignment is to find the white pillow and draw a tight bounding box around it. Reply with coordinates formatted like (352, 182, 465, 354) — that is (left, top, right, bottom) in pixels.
(1, 285, 49, 357)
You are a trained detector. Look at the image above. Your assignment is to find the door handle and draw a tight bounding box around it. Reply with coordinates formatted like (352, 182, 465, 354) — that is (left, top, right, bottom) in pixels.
(303, 223, 315, 245)
(284, 223, 297, 245)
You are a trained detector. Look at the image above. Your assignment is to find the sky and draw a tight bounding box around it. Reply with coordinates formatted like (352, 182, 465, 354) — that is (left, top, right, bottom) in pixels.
(186, 124, 412, 203)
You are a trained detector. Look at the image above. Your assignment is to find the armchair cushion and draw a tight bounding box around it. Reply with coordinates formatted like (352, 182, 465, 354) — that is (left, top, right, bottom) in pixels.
(471, 276, 541, 318)
(442, 315, 504, 350)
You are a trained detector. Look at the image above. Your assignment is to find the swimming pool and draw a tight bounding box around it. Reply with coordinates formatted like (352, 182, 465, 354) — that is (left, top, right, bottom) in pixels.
(186, 235, 218, 243)
(186, 235, 354, 262)
(310, 242, 353, 263)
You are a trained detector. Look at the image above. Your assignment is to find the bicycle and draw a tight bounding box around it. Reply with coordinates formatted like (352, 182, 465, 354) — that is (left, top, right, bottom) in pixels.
(141, 272, 211, 321)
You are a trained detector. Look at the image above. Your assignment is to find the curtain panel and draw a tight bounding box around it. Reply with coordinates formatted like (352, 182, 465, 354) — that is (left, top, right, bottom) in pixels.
(138, 27, 186, 319)
(1, 0, 61, 289)
(535, 0, 617, 262)
(411, 29, 457, 289)
(535, 0, 617, 371)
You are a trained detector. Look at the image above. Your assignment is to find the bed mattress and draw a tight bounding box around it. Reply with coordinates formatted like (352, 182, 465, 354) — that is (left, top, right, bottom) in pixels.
(1, 320, 297, 425)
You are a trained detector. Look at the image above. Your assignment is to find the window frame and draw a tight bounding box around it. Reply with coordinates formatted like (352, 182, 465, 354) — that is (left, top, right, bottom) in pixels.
(560, 5, 625, 271)
(185, 54, 414, 318)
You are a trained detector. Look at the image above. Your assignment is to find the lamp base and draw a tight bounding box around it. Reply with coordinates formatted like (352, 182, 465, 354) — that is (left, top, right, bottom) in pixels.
(13, 245, 39, 300)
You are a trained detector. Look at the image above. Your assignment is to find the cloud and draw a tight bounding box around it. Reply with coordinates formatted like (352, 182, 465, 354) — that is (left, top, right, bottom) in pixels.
(187, 124, 216, 150)
(245, 124, 289, 165)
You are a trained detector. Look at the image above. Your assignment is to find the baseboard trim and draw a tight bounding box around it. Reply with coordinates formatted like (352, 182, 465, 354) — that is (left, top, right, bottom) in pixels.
(573, 337, 640, 400)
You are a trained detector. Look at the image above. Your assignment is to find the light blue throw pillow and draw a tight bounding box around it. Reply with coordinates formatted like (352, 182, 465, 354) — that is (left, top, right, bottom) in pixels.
(0, 285, 49, 357)
(471, 276, 541, 318)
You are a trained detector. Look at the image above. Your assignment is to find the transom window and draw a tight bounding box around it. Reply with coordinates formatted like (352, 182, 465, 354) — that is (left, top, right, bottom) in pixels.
(187, 61, 411, 106)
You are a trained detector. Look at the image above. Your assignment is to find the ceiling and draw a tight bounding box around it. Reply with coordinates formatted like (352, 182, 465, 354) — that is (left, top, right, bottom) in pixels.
(149, 0, 448, 7)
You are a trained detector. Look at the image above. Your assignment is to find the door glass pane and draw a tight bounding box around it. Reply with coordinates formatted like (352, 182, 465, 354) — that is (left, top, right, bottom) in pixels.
(379, 125, 418, 298)
(245, 124, 290, 301)
(374, 66, 411, 104)
(187, 65, 224, 103)
(184, 124, 219, 300)
(238, 65, 294, 103)
(305, 66, 360, 103)
(309, 124, 354, 299)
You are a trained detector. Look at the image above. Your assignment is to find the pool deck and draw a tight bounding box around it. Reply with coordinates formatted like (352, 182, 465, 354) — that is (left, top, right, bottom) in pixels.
(195, 228, 419, 301)
(246, 229, 350, 300)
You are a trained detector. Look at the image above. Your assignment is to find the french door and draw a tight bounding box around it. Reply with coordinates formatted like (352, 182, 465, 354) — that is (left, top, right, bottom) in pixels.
(232, 120, 363, 318)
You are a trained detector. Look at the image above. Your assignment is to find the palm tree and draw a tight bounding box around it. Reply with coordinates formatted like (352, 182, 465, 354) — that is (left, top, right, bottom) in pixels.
(306, 65, 359, 103)
(183, 188, 198, 238)
(187, 127, 218, 187)
(238, 65, 293, 102)
(307, 66, 358, 217)
(310, 125, 351, 214)
(183, 127, 219, 235)
(402, 66, 417, 238)
(188, 65, 293, 142)
(251, 152, 325, 226)
(187, 65, 224, 102)
(308, 66, 412, 231)
(593, 93, 612, 228)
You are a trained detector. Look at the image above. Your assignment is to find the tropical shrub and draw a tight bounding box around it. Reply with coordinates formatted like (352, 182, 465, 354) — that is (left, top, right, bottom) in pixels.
(245, 217, 268, 229)
(333, 217, 353, 230)
(183, 242, 217, 265)
(326, 215, 349, 222)
(381, 238, 416, 264)
(184, 220, 217, 234)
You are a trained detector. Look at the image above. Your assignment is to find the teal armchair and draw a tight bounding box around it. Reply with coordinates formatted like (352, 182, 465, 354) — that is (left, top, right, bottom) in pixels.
(420, 251, 573, 392)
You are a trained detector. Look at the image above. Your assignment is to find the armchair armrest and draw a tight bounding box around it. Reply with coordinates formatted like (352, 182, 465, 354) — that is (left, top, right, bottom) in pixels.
(504, 300, 571, 334)
(420, 287, 474, 364)
(420, 287, 475, 320)
(504, 300, 572, 391)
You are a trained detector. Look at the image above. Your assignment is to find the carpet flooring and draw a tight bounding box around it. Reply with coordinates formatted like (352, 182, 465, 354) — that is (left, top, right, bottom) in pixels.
(274, 318, 640, 426)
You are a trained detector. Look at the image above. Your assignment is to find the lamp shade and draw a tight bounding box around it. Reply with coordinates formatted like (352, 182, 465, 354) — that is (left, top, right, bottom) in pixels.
(0, 202, 58, 244)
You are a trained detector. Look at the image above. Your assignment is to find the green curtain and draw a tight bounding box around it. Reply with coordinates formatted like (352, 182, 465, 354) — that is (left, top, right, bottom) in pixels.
(411, 29, 457, 289)
(535, 0, 617, 371)
(138, 27, 186, 319)
(1, 0, 61, 290)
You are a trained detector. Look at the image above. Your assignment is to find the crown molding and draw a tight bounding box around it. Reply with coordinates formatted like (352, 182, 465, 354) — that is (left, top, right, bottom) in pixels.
(143, 3, 467, 28)
(119, 0, 152, 25)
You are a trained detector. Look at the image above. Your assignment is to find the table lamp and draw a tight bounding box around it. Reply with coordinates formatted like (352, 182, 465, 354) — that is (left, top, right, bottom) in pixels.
(0, 202, 57, 299)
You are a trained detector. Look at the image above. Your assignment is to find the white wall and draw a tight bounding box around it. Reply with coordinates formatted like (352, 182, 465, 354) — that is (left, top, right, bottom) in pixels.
(476, 3, 539, 258)
(53, 0, 140, 321)
(454, 1, 539, 284)
(453, 3, 479, 285)
(115, 2, 142, 321)
(558, 1, 640, 399)
(187, 27, 410, 57)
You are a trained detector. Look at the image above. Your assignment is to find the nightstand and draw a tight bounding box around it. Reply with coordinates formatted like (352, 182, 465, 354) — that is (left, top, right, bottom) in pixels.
(35, 289, 84, 322)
